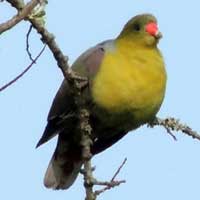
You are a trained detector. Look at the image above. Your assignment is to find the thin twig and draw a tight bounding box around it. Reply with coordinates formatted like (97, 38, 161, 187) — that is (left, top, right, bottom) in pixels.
(111, 158, 127, 181)
(0, 45, 46, 92)
(0, 0, 39, 34)
(94, 158, 127, 196)
(6, 0, 89, 85)
(26, 25, 35, 62)
(6, 0, 72, 81)
(149, 117, 200, 141)
(94, 180, 125, 196)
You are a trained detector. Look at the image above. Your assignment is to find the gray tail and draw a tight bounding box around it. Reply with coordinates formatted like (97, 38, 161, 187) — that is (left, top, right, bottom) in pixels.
(44, 135, 82, 190)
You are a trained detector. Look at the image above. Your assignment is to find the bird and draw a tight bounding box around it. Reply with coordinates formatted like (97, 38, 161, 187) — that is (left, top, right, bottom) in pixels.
(36, 13, 167, 190)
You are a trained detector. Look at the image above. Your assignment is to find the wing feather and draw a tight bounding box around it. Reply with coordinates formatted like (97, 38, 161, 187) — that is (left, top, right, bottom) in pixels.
(36, 41, 114, 147)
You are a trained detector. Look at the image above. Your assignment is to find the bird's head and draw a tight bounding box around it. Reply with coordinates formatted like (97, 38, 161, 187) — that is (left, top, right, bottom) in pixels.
(117, 14, 162, 47)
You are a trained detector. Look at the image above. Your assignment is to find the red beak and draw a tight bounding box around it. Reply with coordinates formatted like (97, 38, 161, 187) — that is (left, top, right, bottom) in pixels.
(145, 22, 162, 39)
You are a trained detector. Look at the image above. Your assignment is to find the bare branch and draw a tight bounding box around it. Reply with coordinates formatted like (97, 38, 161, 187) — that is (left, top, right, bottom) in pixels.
(6, 0, 89, 87)
(6, 0, 71, 80)
(0, 0, 39, 34)
(111, 158, 127, 182)
(79, 109, 95, 200)
(94, 180, 125, 197)
(149, 117, 200, 141)
(94, 158, 127, 196)
(0, 45, 46, 92)
(26, 25, 35, 62)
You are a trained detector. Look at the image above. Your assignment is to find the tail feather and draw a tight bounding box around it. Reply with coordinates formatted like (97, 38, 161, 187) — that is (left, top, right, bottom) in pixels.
(44, 155, 82, 189)
(44, 134, 82, 190)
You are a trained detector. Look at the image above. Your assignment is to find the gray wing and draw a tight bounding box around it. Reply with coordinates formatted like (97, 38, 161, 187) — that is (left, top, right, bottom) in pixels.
(36, 40, 114, 148)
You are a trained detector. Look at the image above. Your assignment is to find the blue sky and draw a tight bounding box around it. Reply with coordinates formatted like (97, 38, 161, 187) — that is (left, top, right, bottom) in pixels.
(1, 0, 200, 199)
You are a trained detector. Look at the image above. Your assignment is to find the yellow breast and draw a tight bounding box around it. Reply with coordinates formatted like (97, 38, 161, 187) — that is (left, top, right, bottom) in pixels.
(92, 39, 167, 121)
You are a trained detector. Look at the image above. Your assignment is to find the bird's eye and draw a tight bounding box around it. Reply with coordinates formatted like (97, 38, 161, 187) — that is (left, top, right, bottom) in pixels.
(133, 23, 140, 31)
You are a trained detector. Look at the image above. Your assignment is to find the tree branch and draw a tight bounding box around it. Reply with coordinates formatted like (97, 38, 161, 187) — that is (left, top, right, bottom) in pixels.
(0, 0, 39, 34)
(94, 158, 127, 197)
(80, 110, 95, 200)
(6, 0, 72, 80)
(6, 0, 88, 84)
(149, 117, 200, 141)
(26, 25, 35, 62)
(0, 45, 46, 92)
